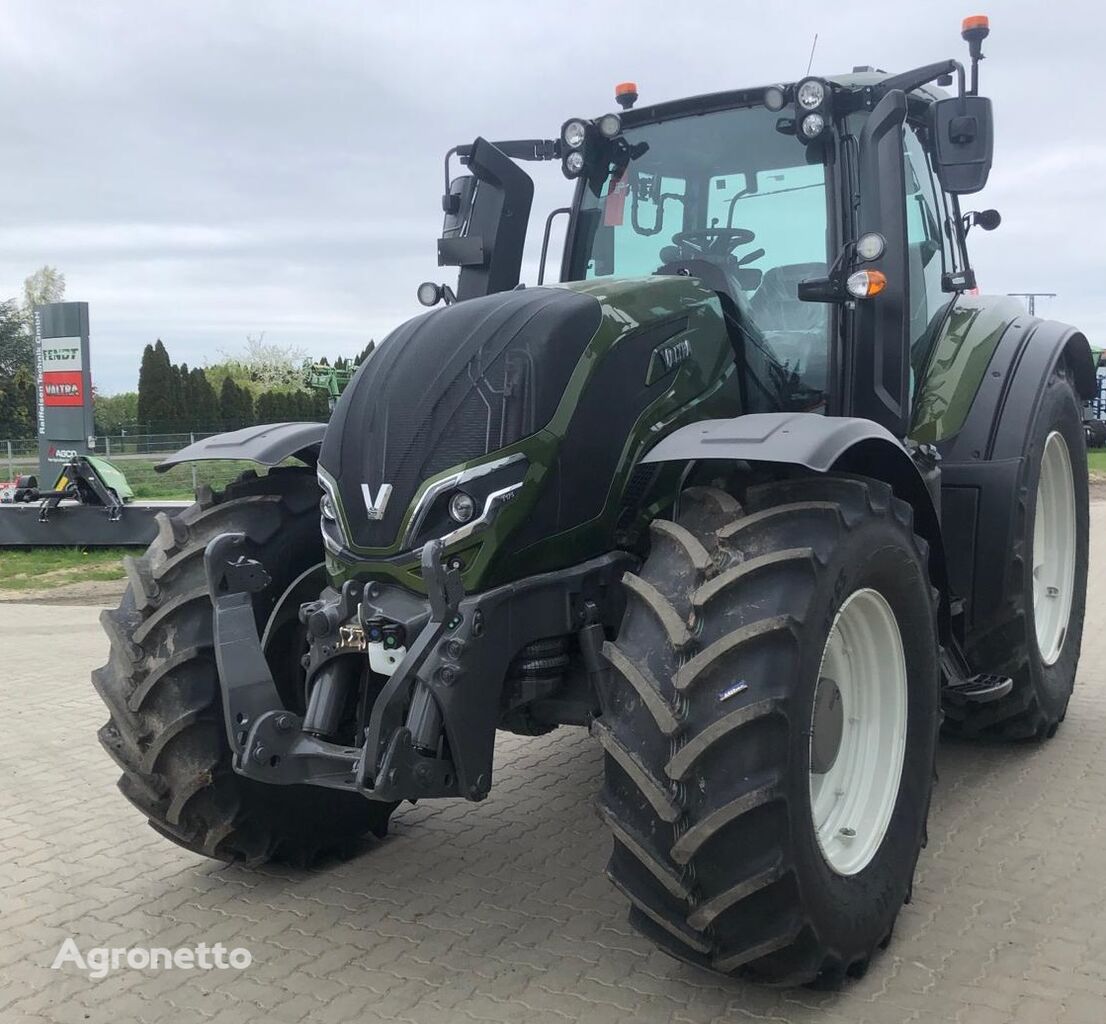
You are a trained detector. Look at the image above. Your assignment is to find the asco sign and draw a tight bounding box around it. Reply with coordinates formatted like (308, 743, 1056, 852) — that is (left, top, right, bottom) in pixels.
(41, 338, 84, 408)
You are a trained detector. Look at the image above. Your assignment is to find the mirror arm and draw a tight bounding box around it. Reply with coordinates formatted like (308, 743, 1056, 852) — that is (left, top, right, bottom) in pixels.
(442, 147, 463, 213)
(797, 242, 856, 304)
(876, 59, 966, 100)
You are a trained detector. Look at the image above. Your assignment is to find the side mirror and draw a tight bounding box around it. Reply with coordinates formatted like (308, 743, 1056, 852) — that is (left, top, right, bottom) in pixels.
(441, 175, 477, 238)
(929, 95, 994, 194)
(437, 138, 535, 301)
(437, 173, 485, 269)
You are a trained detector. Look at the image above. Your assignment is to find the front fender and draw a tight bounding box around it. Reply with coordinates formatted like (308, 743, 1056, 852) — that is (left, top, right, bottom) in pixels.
(641, 412, 910, 472)
(642, 411, 949, 630)
(156, 422, 325, 473)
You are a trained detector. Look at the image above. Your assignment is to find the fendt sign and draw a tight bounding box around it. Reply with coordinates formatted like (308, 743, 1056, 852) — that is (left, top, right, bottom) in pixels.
(34, 303, 95, 485)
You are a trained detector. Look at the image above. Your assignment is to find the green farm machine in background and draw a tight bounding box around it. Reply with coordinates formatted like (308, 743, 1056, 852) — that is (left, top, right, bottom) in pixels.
(305, 358, 366, 411)
(93, 16, 1095, 986)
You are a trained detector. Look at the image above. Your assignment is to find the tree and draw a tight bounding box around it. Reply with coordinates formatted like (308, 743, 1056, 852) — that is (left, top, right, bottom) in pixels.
(137, 339, 180, 432)
(0, 300, 34, 438)
(22, 266, 66, 333)
(187, 367, 219, 431)
(93, 392, 139, 435)
(219, 377, 254, 430)
(216, 332, 308, 390)
(0, 364, 35, 439)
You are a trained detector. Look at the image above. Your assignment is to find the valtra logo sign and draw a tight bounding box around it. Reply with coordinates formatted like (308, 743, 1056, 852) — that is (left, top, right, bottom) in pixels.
(42, 371, 83, 407)
(40, 336, 85, 408)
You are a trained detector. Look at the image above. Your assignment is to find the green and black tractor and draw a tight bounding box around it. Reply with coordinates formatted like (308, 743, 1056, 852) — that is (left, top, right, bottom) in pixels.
(94, 16, 1095, 985)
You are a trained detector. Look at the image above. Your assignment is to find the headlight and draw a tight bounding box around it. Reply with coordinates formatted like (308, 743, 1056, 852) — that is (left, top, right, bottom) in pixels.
(448, 491, 475, 524)
(797, 78, 826, 110)
(561, 119, 588, 149)
(801, 113, 826, 139)
(563, 150, 585, 177)
(317, 469, 352, 555)
(406, 453, 528, 550)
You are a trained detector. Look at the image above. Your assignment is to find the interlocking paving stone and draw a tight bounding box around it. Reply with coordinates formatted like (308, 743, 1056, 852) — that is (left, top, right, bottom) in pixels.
(2, 505, 1105, 1022)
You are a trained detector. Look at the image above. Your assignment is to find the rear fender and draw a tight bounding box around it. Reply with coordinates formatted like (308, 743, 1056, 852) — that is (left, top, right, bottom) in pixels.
(936, 318, 1094, 630)
(156, 422, 325, 473)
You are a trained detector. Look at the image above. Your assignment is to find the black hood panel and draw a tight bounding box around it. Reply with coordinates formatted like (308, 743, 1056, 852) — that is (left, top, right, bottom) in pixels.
(320, 286, 602, 550)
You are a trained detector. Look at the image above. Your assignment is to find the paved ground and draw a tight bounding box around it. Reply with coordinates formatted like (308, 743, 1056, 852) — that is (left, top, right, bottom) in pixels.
(2, 509, 1106, 1024)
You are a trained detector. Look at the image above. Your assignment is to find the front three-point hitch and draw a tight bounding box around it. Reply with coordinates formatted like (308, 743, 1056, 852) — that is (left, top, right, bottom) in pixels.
(203, 531, 633, 805)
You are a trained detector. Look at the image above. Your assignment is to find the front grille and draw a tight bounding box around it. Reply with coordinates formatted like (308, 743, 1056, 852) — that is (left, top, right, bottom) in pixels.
(319, 286, 601, 550)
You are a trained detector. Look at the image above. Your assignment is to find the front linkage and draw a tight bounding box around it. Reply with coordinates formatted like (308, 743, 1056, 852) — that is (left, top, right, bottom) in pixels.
(204, 532, 633, 804)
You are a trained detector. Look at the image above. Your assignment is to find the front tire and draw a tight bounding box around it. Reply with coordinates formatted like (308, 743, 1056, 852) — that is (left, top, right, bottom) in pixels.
(596, 476, 939, 985)
(92, 467, 396, 865)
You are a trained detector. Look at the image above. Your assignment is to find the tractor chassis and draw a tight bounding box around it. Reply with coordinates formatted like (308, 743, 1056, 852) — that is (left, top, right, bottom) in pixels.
(203, 532, 633, 805)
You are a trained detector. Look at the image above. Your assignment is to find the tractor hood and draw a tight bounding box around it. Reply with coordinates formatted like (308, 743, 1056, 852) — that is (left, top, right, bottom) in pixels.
(319, 286, 603, 552)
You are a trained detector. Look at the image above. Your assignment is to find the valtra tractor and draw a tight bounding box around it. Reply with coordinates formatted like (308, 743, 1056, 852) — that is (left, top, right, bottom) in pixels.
(94, 16, 1095, 985)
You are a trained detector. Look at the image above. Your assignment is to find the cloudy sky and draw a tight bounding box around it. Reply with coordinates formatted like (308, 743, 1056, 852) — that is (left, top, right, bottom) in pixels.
(1, 0, 1103, 394)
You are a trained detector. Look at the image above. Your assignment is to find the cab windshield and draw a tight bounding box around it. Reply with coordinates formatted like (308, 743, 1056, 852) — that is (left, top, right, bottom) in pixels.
(565, 104, 832, 409)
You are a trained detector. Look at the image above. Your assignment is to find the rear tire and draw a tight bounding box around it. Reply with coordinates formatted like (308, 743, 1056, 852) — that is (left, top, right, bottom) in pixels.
(948, 364, 1089, 741)
(596, 476, 939, 985)
(92, 467, 396, 866)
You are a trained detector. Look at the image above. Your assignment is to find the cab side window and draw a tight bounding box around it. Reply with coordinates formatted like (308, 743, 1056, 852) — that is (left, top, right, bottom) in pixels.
(902, 125, 950, 351)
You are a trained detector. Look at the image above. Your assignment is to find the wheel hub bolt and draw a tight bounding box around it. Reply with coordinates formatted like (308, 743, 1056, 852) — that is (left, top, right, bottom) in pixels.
(838, 827, 856, 839)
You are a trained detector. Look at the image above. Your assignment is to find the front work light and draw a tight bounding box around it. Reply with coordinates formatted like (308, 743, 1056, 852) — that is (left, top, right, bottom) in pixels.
(764, 86, 786, 112)
(797, 78, 826, 110)
(563, 150, 585, 177)
(562, 119, 588, 149)
(596, 113, 622, 138)
(856, 232, 886, 261)
(417, 281, 442, 307)
(801, 113, 826, 139)
(846, 269, 887, 298)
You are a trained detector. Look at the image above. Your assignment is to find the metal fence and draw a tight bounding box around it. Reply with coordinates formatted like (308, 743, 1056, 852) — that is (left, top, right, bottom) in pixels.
(2, 432, 224, 478)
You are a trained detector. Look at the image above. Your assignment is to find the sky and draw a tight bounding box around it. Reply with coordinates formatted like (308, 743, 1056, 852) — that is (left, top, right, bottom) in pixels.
(1, 0, 1103, 394)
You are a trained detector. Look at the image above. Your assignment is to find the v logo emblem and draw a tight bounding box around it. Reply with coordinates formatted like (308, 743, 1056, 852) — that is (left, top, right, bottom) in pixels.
(361, 483, 393, 520)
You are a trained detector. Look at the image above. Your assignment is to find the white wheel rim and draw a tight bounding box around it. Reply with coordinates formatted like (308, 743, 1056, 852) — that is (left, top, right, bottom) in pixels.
(1032, 431, 1076, 666)
(809, 588, 908, 876)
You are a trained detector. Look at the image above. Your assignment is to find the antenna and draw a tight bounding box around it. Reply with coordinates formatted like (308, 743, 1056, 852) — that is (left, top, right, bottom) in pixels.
(1008, 292, 1056, 317)
(806, 33, 819, 76)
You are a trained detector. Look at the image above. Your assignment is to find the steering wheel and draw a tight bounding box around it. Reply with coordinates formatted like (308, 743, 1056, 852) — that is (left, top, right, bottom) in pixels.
(671, 227, 756, 258)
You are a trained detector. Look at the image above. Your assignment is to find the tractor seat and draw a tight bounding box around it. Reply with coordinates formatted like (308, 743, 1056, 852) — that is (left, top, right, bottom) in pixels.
(748, 263, 828, 333)
(654, 257, 771, 361)
(747, 262, 830, 395)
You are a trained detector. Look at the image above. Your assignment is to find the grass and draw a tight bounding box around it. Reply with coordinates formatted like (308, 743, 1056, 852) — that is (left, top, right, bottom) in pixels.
(116, 459, 267, 499)
(7, 458, 267, 501)
(0, 547, 128, 590)
(8, 448, 1106, 504)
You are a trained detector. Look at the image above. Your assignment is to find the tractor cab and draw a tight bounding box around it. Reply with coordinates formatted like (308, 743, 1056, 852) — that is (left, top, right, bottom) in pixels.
(427, 17, 997, 437)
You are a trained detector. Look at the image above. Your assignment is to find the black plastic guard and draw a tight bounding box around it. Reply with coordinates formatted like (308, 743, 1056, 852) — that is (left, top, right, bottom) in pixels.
(156, 422, 324, 473)
(641, 411, 908, 471)
(937, 316, 1095, 630)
